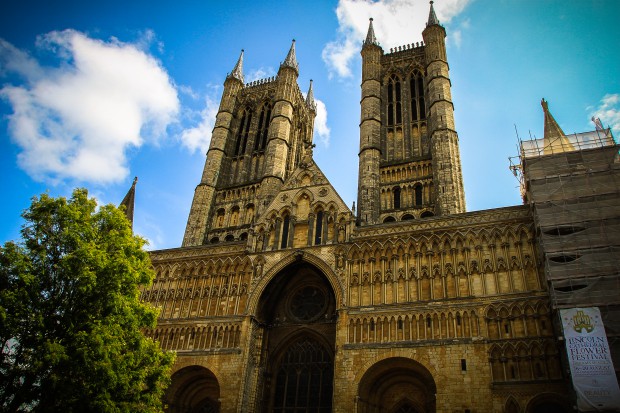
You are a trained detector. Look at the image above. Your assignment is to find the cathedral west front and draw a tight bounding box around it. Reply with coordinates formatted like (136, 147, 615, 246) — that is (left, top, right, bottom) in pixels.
(140, 3, 589, 412)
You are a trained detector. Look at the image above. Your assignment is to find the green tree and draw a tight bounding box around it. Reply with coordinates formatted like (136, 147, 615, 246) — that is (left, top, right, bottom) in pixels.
(0, 189, 174, 412)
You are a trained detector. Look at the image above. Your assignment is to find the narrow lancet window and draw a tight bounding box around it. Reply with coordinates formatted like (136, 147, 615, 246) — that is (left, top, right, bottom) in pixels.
(393, 186, 401, 209)
(414, 184, 423, 206)
(280, 215, 290, 249)
(315, 210, 324, 245)
(387, 74, 402, 126)
(410, 71, 426, 121)
(234, 108, 253, 156)
(254, 103, 271, 151)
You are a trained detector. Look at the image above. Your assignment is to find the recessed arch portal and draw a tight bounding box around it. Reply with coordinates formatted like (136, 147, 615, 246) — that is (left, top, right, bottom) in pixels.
(251, 260, 337, 413)
(358, 357, 436, 413)
(526, 393, 572, 413)
(165, 365, 220, 413)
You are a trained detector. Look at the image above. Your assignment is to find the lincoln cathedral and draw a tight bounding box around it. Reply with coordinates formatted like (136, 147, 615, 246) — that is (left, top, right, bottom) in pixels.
(139, 2, 620, 412)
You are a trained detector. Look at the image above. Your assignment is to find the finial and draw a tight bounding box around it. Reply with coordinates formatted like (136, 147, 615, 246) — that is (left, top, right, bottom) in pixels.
(306, 79, 317, 111)
(364, 17, 378, 46)
(227, 49, 244, 83)
(427, 0, 440, 26)
(281, 39, 299, 72)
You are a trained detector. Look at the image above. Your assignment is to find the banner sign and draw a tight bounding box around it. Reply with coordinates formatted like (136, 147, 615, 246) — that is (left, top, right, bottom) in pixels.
(560, 307, 620, 411)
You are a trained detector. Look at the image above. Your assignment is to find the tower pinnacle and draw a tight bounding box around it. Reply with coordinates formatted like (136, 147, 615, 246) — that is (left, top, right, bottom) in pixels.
(364, 18, 378, 46)
(120, 176, 138, 230)
(541, 98, 574, 154)
(228, 49, 244, 83)
(281, 39, 299, 72)
(306, 79, 316, 111)
(427, 1, 440, 26)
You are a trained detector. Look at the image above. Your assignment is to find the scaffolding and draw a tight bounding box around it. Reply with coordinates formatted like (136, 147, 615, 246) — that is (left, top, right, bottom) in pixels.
(510, 126, 620, 380)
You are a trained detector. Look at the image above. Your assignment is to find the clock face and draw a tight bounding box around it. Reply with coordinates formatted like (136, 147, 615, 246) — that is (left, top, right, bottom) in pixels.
(288, 285, 327, 322)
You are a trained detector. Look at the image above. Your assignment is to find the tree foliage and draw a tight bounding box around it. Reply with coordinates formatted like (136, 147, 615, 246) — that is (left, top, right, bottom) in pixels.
(0, 189, 174, 412)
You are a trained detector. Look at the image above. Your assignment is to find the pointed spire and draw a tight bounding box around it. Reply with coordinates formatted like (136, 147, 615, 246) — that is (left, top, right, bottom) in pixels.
(541, 98, 574, 154)
(427, 1, 440, 26)
(306, 79, 317, 111)
(364, 18, 378, 46)
(120, 176, 138, 230)
(227, 49, 244, 83)
(281, 39, 299, 72)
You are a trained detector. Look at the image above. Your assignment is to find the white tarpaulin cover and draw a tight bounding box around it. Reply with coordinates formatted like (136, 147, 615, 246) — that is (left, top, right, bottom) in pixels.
(561, 307, 620, 411)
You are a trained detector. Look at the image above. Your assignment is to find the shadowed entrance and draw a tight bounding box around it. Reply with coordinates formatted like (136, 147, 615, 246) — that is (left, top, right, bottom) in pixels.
(357, 358, 436, 413)
(255, 261, 337, 412)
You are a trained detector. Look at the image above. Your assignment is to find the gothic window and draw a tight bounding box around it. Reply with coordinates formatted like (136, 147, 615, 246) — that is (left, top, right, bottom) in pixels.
(393, 186, 401, 209)
(272, 338, 333, 413)
(230, 206, 240, 226)
(245, 203, 255, 224)
(215, 208, 225, 228)
(387, 74, 402, 126)
(288, 286, 328, 322)
(410, 71, 426, 121)
(280, 214, 290, 249)
(315, 210, 324, 245)
(414, 184, 423, 206)
(234, 108, 252, 156)
(254, 102, 272, 151)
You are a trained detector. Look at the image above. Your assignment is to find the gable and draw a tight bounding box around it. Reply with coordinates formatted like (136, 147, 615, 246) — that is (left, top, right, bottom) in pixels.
(255, 158, 352, 227)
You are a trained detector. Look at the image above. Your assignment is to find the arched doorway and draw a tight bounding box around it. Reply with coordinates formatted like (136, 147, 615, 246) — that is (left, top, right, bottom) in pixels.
(357, 357, 436, 413)
(254, 262, 337, 412)
(165, 366, 220, 413)
(526, 393, 572, 413)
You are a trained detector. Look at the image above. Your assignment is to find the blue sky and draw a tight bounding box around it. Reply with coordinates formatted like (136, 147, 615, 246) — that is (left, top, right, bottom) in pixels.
(1, 0, 619, 250)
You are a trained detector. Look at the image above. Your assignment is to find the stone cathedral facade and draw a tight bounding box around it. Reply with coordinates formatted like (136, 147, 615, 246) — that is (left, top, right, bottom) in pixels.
(143, 4, 574, 412)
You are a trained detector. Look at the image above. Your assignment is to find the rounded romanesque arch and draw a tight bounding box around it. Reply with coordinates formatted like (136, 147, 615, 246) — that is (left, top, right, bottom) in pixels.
(357, 357, 436, 413)
(165, 365, 220, 413)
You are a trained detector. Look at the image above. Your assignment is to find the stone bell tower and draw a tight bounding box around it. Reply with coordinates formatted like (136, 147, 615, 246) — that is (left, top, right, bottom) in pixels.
(183, 42, 317, 246)
(356, 2, 465, 225)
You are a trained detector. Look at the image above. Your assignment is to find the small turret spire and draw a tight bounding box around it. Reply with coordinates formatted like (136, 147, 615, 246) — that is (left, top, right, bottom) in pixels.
(541, 98, 574, 154)
(120, 176, 138, 230)
(306, 79, 317, 111)
(228, 49, 244, 83)
(427, 1, 440, 26)
(364, 18, 378, 46)
(281, 39, 299, 72)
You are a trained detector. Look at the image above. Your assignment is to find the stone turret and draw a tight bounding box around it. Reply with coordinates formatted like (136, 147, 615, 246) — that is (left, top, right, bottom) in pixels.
(357, 18, 383, 225)
(259, 40, 300, 205)
(183, 50, 244, 246)
(423, 2, 466, 215)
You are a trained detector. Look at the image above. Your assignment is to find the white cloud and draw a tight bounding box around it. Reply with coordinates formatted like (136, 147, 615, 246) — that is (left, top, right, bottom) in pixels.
(0, 30, 179, 184)
(314, 98, 331, 147)
(590, 93, 620, 135)
(179, 90, 220, 154)
(322, 0, 471, 79)
(246, 67, 276, 83)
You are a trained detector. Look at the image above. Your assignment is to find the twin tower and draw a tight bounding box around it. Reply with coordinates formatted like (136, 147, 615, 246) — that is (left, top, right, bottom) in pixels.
(183, 2, 466, 247)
